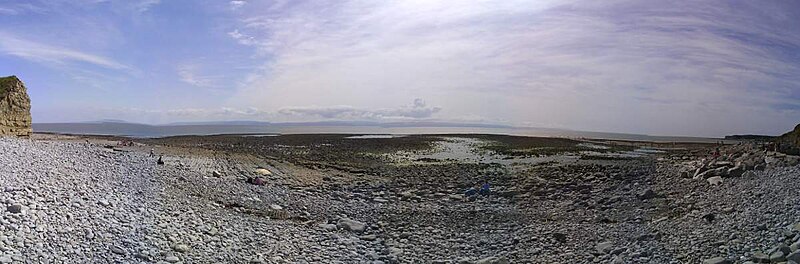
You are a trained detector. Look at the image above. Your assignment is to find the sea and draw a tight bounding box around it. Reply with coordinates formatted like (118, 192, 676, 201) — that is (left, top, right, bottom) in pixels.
(32, 122, 727, 143)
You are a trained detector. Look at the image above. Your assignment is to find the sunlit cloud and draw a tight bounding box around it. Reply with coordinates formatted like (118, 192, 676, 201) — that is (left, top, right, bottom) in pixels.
(0, 32, 129, 70)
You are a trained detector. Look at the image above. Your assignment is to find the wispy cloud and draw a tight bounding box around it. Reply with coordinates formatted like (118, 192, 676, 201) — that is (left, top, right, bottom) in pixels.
(0, 32, 129, 70)
(177, 63, 220, 88)
(0, 7, 19, 15)
(229, 1, 246, 10)
(134, 0, 160, 13)
(279, 99, 442, 120)
(222, 0, 800, 136)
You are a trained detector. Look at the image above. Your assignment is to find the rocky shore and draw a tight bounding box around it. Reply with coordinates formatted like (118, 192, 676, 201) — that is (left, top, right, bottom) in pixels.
(0, 134, 798, 263)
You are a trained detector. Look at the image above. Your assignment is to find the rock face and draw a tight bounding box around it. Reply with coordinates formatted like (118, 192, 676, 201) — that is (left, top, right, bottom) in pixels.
(778, 124, 800, 155)
(0, 76, 32, 137)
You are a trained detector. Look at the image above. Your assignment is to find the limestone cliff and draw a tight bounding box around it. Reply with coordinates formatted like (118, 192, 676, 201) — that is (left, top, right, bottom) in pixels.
(778, 124, 800, 155)
(0, 76, 32, 137)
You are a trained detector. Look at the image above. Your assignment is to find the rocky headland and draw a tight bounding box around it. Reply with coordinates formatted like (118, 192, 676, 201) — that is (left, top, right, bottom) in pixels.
(0, 76, 32, 137)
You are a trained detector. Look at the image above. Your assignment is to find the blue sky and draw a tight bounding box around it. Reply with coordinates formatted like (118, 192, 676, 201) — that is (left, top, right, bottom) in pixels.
(1, 0, 799, 137)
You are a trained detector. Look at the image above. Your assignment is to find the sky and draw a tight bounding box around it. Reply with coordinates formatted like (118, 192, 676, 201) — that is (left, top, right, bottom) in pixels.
(1, 0, 799, 137)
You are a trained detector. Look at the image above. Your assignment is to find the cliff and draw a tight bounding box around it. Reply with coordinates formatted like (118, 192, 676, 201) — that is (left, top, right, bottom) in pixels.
(777, 124, 800, 155)
(0, 76, 32, 137)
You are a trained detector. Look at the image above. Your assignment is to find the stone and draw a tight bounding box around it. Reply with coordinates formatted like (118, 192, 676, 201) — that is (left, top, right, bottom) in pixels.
(788, 250, 800, 263)
(337, 218, 366, 233)
(771, 251, 787, 262)
(596, 241, 613, 254)
(474, 256, 510, 264)
(6, 204, 21, 214)
(707, 176, 723, 186)
(360, 234, 377, 241)
(0, 76, 32, 137)
(743, 171, 756, 178)
(212, 170, 222, 177)
(255, 168, 272, 175)
(703, 257, 732, 264)
(269, 204, 283, 211)
(752, 251, 769, 263)
(110, 245, 125, 255)
(639, 189, 657, 200)
(726, 166, 744, 177)
(248, 177, 266, 186)
(552, 232, 567, 243)
(319, 223, 337, 231)
(172, 244, 190, 253)
(386, 247, 403, 256)
(165, 256, 180, 263)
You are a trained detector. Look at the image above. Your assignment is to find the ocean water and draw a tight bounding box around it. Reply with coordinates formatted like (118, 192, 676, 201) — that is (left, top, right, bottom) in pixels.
(32, 122, 725, 143)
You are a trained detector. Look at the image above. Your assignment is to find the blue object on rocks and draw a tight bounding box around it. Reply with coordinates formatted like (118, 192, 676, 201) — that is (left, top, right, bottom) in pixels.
(464, 187, 478, 196)
(479, 183, 490, 195)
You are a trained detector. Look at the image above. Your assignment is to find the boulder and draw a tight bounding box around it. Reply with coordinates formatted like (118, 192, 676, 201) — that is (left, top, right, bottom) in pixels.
(255, 168, 272, 175)
(751, 251, 769, 263)
(337, 218, 366, 233)
(474, 257, 509, 264)
(707, 176, 723, 186)
(595, 241, 613, 254)
(0, 76, 32, 137)
(703, 257, 733, 264)
(788, 250, 800, 263)
(639, 189, 657, 200)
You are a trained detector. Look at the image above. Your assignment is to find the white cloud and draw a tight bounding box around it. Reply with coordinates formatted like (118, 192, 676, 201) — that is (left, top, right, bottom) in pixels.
(222, 0, 800, 136)
(134, 0, 160, 12)
(230, 1, 246, 10)
(0, 32, 129, 70)
(279, 99, 442, 120)
(0, 7, 18, 15)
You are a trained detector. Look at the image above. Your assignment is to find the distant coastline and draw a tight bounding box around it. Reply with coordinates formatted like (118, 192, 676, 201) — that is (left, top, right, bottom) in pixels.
(33, 121, 727, 143)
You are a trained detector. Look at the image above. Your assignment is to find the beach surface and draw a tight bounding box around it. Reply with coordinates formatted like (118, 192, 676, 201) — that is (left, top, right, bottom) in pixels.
(0, 134, 798, 263)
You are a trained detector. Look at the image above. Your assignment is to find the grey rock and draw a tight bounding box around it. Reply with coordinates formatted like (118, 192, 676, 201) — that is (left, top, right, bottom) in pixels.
(703, 257, 732, 264)
(474, 256, 510, 264)
(337, 218, 366, 233)
(165, 256, 181, 263)
(752, 251, 769, 263)
(6, 204, 21, 214)
(707, 176, 723, 186)
(110, 245, 125, 255)
(770, 250, 787, 262)
(639, 189, 657, 200)
(788, 250, 800, 263)
(595, 241, 613, 254)
(172, 243, 190, 253)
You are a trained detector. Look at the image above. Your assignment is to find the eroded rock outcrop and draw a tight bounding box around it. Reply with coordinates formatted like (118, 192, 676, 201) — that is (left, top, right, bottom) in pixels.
(0, 76, 32, 137)
(778, 124, 800, 155)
